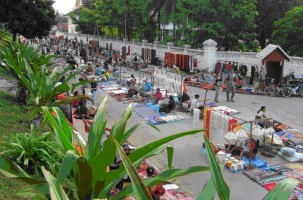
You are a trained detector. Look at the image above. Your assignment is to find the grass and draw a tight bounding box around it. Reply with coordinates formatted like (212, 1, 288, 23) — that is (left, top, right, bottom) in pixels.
(0, 91, 32, 137)
(0, 90, 46, 200)
(0, 69, 14, 80)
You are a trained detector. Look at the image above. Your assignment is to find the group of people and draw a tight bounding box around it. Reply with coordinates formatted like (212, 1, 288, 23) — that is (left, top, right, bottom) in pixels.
(212, 70, 244, 103)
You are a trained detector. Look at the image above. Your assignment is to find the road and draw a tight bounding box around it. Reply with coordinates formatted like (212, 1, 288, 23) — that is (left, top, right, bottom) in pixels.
(82, 65, 303, 199)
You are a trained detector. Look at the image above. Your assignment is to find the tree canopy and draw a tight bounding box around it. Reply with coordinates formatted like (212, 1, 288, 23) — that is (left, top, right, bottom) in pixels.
(272, 5, 303, 57)
(0, 0, 56, 40)
(71, 0, 303, 54)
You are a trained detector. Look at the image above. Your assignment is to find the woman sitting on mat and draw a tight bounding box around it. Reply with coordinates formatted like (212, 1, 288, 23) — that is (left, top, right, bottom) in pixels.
(159, 96, 175, 114)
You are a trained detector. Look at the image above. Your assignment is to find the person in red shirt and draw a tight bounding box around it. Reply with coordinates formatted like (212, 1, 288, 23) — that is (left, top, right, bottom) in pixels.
(154, 88, 163, 101)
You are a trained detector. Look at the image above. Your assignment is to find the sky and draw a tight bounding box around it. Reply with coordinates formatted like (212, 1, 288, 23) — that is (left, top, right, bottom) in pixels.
(52, 0, 76, 14)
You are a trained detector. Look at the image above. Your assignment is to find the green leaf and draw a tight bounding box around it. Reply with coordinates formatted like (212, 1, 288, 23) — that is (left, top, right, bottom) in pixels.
(263, 178, 300, 200)
(73, 157, 93, 200)
(42, 167, 69, 200)
(146, 122, 161, 132)
(166, 146, 174, 170)
(0, 156, 30, 178)
(100, 129, 203, 197)
(57, 150, 79, 183)
(121, 124, 140, 143)
(113, 139, 153, 200)
(197, 177, 215, 200)
(17, 184, 49, 197)
(42, 107, 75, 152)
(203, 133, 230, 200)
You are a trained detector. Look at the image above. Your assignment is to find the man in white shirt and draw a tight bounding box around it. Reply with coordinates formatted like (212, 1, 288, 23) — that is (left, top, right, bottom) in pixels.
(190, 94, 203, 110)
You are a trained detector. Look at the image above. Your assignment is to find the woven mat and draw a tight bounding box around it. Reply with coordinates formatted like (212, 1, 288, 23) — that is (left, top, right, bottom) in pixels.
(134, 104, 190, 125)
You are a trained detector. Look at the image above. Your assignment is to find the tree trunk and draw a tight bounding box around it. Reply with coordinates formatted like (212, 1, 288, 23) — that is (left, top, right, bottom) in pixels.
(173, 22, 176, 42)
(258, 31, 266, 49)
(13, 32, 17, 41)
(157, 11, 161, 41)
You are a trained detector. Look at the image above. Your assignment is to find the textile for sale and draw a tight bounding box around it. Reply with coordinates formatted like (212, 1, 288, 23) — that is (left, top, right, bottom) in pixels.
(164, 52, 194, 72)
(141, 48, 156, 63)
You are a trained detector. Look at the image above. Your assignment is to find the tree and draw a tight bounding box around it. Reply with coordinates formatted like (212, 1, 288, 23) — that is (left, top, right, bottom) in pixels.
(190, 0, 257, 51)
(0, 0, 56, 40)
(147, 0, 177, 41)
(272, 6, 303, 57)
(70, 7, 96, 35)
(256, 0, 297, 49)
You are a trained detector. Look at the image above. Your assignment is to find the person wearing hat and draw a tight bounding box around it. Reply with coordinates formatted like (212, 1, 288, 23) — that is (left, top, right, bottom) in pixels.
(256, 106, 267, 128)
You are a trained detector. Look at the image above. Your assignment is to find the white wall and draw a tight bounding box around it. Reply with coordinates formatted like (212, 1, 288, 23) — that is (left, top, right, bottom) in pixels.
(56, 31, 303, 76)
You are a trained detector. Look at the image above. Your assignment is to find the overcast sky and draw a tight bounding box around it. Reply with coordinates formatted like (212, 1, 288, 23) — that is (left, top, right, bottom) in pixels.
(53, 0, 76, 14)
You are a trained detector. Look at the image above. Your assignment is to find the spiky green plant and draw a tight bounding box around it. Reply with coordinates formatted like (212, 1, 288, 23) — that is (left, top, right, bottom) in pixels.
(0, 125, 64, 176)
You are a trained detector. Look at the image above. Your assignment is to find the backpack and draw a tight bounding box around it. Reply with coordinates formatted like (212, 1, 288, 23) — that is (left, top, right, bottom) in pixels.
(133, 56, 138, 62)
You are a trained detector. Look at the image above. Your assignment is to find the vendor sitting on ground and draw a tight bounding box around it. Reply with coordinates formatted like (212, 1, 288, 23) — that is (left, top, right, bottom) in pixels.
(87, 63, 94, 74)
(74, 100, 90, 119)
(226, 139, 260, 160)
(154, 88, 164, 103)
(159, 96, 176, 114)
(190, 94, 204, 119)
(128, 81, 138, 98)
(255, 106, 269, 128)
(138, 84, 147, 97)
(190, 94, 203, 110)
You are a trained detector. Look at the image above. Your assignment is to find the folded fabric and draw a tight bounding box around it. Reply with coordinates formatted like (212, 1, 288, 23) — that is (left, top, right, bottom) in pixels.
(263, 182, 277, 191)
(243, 156, 268, 168)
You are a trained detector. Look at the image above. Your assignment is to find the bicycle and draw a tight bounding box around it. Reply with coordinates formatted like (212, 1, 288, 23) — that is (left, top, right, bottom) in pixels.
(264, 79, 293, 97)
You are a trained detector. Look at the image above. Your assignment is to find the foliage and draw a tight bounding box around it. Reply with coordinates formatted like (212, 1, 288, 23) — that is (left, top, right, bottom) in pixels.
(0, 91, 32, 137)
(0, 42, 81, 110)
(191, 0, 257, 50)
(71, 7, 96, 35)
(272, 6, 303, 57)
(0, 28, 12, 48)
(263, 178, 300, 200)
(256, 0, 301, 48)
(0, 125, 64, 176)
(0, 97, 209, 199)
(0, 0, 56, 40)
(199, 134, 230, 199)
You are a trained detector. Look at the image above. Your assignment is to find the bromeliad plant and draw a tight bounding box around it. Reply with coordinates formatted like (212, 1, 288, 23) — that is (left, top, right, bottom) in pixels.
(0, 42, 81, 107)
(0, 96, 209, 199)
(0, 124, 64, 176)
